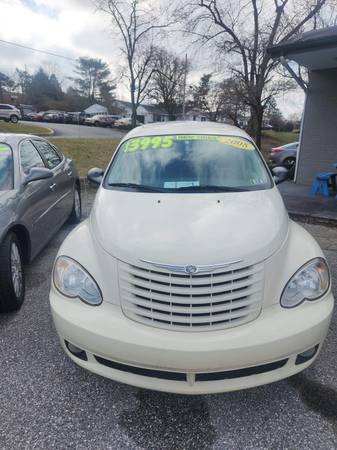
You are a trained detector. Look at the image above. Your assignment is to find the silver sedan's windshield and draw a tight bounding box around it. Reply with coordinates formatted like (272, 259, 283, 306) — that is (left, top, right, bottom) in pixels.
(0, 143, 13, 191)
(105, 134, 272, 192)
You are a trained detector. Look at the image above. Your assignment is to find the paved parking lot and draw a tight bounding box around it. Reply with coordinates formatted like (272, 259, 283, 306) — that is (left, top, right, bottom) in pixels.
(0, 190, 337, 449)
(21, 121, 126, 139)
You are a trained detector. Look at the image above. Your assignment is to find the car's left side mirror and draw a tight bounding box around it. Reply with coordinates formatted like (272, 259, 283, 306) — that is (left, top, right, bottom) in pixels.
(23, 167, 53, 185)
(87, 167, 104, 186)
(272, 166, 290, 185)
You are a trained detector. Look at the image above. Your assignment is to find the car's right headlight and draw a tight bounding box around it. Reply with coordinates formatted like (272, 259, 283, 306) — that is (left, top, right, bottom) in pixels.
(53, 256, 102, 305)
(280, 257, 330, 308)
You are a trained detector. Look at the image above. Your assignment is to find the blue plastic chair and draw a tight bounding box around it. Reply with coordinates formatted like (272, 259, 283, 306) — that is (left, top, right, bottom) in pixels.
(311, 173, 333, 197)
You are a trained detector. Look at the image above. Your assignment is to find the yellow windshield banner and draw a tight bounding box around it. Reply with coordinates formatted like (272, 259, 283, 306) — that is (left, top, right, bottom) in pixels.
(175, 135, 255, 150)
(124, 134, 255, 153)
(176, 135, 219, 142)
(217, 136, 255, 150)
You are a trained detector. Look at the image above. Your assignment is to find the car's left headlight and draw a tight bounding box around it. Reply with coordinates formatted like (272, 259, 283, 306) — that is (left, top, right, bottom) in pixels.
(53, 256, 102, 305)
(280, 257, 330, 308)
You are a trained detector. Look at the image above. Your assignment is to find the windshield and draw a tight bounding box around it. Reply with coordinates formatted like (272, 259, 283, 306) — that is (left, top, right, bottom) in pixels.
(0, 143, 13, 191)
(105, 134, 272, 193)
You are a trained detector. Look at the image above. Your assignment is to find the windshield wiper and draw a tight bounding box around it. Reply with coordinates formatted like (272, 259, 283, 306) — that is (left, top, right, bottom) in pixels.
(174, 185, 250, 192)
(108, 182, 164, 192)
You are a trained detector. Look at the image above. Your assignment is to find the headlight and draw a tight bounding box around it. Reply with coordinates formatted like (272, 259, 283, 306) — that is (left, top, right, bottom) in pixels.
(53, 256, 102, 305)
(281, 257, 330, 308)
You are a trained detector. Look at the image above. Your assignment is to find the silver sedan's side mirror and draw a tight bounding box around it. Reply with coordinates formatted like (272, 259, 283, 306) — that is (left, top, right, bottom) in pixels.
(23, 167, 53, 185)
(272, 166, 290, 185)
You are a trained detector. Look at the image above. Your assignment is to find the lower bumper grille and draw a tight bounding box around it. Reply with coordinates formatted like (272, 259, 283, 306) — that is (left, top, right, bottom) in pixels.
(94, 355, 288, 382)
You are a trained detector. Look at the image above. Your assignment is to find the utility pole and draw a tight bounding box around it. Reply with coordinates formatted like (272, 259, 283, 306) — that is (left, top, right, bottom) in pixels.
(182, 54, 187, 120)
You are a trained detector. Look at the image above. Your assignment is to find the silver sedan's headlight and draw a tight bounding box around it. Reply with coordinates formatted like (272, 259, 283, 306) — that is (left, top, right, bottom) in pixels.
(281, 257, 330, 308)
(53, 256, 102, 305)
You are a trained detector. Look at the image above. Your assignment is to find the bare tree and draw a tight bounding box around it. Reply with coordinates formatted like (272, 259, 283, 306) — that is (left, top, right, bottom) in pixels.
(148, 47, 187, 120)
(189, 73, 248, 124)
(95, 0, 173, 127)
(178, 0, 332, 147)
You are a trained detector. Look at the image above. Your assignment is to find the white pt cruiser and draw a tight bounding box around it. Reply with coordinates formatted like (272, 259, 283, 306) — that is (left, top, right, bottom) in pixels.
(50, 122, 333, 394)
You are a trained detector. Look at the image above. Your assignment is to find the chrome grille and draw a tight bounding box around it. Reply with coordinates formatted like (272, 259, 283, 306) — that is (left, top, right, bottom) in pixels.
(119, 261, 264, 331)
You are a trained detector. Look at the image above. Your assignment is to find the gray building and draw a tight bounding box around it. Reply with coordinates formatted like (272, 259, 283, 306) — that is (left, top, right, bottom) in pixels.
(269, 27, 337, 185)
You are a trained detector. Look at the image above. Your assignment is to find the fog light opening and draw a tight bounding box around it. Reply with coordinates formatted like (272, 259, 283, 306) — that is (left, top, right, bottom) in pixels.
(295, 345, 319, 365)
(65, 340, 88, 361)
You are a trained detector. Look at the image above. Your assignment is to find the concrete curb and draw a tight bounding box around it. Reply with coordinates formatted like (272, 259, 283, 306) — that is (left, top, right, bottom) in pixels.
(289, 212, 337, 228)
(37, 126, 54, 137)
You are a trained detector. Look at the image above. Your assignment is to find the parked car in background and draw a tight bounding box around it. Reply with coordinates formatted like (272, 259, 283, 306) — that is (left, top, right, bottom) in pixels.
(43, 112, 60, 123)
(114, 117, 142, 128)
(22, 112, 37, 121)
(32, 111, 47, 122)
(0, 134, 81, 313)
(19, 104, 35, 120)
(269, 142, 299, 168)
(0, 104, 21, 123)
(64, 112, 85, 125)
(99, 115, 121, 127)
(50, 121, 333, 394)
(43, 111, 67, 123)
(84, 114, 107, 126)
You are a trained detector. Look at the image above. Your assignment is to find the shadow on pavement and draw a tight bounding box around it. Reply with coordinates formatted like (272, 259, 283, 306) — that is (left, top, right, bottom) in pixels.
(119, 389, 217, 449)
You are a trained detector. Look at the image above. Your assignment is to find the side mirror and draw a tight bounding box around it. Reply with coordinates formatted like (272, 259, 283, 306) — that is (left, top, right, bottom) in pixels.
(272, 166, 290, 185)
(87, 167, 104, 185)
(23, 167, 53, 185)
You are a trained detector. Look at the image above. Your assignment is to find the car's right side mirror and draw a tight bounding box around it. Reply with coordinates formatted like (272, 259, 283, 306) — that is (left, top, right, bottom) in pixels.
(87, 167, 104, 186)
(271, 166, 290, 185)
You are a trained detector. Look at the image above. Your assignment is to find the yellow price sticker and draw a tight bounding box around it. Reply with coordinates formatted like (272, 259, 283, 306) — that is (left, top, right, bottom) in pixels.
(0, 144, 9, 153)
(124, 136, 174, 153)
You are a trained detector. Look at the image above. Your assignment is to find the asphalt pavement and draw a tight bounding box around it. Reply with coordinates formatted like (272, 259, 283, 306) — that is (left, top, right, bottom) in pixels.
(0, 190, 337, 449)
(22, 121, 126, 139)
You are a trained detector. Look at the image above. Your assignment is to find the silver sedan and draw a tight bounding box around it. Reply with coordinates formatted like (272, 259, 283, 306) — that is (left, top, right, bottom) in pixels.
(0, 134, 81, 312)
(269, 141, 299, 167)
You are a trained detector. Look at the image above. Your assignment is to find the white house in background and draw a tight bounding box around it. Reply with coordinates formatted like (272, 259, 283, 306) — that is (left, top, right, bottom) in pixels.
(113, 100, 168, 124)
(184, 109, 208, 122)
(84, 104, 108, 116)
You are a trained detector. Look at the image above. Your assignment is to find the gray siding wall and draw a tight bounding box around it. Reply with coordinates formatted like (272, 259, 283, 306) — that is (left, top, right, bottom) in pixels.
(297, 68, 337, 185)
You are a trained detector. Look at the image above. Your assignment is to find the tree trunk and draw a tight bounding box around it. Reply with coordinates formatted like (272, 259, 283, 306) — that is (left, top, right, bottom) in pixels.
(131, 107, 138, 127)
(130, 79, 137, 128)
(248, 105, 263, 149)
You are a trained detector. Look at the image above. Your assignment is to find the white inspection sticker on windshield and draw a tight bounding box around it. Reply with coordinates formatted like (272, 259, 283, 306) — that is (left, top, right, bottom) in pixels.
(164, 181, 200, 188)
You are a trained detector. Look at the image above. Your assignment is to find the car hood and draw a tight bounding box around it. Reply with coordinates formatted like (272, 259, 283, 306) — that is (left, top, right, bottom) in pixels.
(91, 187, 289, 266)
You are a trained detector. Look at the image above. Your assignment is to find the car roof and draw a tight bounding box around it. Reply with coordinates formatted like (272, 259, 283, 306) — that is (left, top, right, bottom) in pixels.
(0, 134, 46, 147)
(121, 121, 253, 143)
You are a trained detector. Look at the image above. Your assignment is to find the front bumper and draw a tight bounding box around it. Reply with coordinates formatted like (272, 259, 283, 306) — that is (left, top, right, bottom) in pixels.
(50, 289, 334, 394)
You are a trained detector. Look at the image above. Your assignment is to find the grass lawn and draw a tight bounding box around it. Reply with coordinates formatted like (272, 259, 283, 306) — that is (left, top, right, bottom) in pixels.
(260, 130, 299, 159)
(50, 138, 120, 177)
(0, 121, 52, 136)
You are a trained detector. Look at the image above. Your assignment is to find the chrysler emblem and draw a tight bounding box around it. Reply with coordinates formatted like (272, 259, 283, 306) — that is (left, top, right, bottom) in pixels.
(185, 265, 197, 274)
(140, 259, 243, 274)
